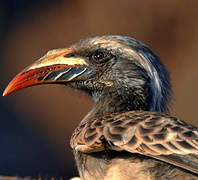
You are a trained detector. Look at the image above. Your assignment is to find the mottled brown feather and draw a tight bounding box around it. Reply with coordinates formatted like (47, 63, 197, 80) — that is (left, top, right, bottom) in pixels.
(71, 111, 198, 174)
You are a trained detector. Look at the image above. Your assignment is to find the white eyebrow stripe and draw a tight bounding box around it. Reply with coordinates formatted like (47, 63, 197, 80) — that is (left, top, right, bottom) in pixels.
(138, 53, 161, 91)
(27, 56, 88, 70)
(124, 47, 155, 76)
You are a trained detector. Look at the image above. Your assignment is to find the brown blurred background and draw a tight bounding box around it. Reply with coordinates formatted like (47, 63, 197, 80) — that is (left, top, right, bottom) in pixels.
(0, 0, 198, 179)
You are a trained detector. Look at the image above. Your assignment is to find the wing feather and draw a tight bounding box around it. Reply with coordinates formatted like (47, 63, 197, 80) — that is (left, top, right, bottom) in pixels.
(71, 111, 198, 174)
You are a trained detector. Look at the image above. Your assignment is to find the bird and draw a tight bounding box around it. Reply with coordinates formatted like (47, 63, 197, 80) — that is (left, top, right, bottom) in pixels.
(3, 35, 198, 180)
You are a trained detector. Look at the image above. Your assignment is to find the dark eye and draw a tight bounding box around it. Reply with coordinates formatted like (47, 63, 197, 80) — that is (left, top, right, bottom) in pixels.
(93, 51, 105, 61)
(92, 51, 113, 64)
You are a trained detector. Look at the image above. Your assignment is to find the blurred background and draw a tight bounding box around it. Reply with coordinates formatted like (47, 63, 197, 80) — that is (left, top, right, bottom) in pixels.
(0, 0, 198, 179)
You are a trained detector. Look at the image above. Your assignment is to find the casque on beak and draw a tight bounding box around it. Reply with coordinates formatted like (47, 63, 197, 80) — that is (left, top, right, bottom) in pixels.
(3, 48, 88, 96)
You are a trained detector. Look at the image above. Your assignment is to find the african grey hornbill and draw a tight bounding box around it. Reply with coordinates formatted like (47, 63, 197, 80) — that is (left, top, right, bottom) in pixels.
(3, 35, 198, 180)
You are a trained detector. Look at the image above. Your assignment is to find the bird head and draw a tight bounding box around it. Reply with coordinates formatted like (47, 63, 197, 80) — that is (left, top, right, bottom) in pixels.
(3, 35, 171, 113)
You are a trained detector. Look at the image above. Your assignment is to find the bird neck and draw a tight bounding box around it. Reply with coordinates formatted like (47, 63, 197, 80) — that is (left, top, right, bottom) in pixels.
(85, 87, 148, 120)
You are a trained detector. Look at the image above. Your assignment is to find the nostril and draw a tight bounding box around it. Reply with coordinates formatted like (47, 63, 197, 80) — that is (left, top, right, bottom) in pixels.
(64, 53, 75, 58)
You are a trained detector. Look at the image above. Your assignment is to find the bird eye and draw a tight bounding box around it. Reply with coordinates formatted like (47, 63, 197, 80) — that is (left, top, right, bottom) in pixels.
(92, 51, 113, 64)
(93, 51, 105, 61)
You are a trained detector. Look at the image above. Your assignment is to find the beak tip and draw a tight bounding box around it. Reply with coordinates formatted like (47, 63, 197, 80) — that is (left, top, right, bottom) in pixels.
(2, 91, 7, 97)
(2, 87, 9, 97)
(2, 83, 14, 97)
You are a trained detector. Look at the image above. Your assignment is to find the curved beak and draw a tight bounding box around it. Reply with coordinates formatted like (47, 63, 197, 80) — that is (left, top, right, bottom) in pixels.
(3, 48, 88, 96)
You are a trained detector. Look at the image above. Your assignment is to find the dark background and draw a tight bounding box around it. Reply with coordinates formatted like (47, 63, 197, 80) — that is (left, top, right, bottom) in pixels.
(0, 0, 198, 179)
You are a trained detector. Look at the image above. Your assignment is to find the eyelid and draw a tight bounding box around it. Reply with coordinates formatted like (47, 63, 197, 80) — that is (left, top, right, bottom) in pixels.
(103, 52, 113, 59)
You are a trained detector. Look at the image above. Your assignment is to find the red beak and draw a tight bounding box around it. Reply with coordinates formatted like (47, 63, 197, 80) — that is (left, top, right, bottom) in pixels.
(3, 48, 88, 96)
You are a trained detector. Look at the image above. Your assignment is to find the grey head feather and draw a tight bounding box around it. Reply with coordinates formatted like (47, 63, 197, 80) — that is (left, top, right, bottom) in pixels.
(73, 35, 172, 113)
(108, 35, 172, 113)
(103, 35, 172, 113)
(137, 46, 172, 113)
